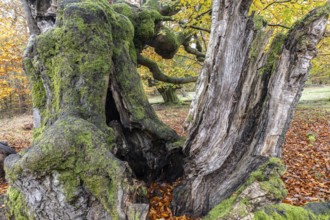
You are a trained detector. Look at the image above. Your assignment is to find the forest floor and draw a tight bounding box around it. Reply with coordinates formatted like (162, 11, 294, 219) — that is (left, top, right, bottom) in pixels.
(0, 86, 329, 218)
(155, 105, 330, 206)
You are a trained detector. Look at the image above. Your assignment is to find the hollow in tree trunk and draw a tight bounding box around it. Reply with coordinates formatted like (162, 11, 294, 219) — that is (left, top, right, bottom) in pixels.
(5, 0, 330, 219)
(5, 0, 183, 219)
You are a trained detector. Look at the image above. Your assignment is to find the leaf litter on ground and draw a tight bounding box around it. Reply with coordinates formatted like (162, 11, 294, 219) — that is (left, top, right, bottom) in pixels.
(0, 106, 328, 218)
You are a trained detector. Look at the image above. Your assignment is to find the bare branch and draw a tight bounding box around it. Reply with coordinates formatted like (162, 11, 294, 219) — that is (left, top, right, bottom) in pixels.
(262, 0, 291, 11)
(179, 21, 211, 33)
(188, 25, 211, 33)
(268, 23, 291, 29)
(182, 39, 205, 62)
(137, 54, 197, 84)
(194, 9, 212, 20)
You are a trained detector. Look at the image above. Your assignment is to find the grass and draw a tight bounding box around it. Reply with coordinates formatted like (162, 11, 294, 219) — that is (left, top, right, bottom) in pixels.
(147, 85, 330, 110)
(148, 92, 195, 104)
(298, 85, 330, 110)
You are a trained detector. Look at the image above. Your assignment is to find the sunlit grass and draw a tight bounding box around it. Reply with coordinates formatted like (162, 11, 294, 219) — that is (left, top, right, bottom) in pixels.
(299, 85, 330, 110)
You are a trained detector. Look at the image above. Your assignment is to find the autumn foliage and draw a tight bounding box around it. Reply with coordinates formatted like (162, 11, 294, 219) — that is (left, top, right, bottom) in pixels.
(0, 0, 30, 117)
(148, 181, 196, 220)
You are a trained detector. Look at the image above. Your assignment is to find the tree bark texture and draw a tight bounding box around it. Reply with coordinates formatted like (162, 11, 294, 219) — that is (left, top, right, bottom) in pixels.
(173, 0, 329, 216)
(5, 0, 183, 219)
(4, 0, 330, 219)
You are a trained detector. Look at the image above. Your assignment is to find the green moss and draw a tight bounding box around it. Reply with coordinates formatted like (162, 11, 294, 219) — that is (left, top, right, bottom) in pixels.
(254, 210, 270, 220)
(249, 16, 268, 61)
(8, 1, 173, 217)
(6, 116, 128, 219)
(31, 79, 46, 108)
(249, 31, 268, 60)
(23, 58, 46, 111)
(111, 3, 136, 21)
(248, 158, 287, 200)
(136, 11, 156, 38)
(204, 158, 287, 220)
(8, 1, 141, 211)
(254, 204, 330, 220)
(58, 170, 81, 202)
(204, 197, 236, 220)
(259, 33, 286, 76)
(5, 187, 32, 220)
(166, 137, 186, 151)
(111, 2, 163, 51)
(28, 0, 125, 127)
(254, 15, 267, 31)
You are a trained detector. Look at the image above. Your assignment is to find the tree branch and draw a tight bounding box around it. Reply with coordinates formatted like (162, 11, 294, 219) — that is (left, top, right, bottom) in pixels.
(182, 39, 205, 62)
(188, 25, 211, 33)
(262, 0, 291, 11)
(137, 54, 197, 84)
(156, 16, 174, 22)
(194, 9, 212, 20)
(268, 23, 291, 29)
(143, 0, 180, 16)
(178, 21, 211, 33)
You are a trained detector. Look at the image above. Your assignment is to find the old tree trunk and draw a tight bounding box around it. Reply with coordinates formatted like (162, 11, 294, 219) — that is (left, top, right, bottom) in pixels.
(5, 0, 329, 219)
(157, 87, 180, 105)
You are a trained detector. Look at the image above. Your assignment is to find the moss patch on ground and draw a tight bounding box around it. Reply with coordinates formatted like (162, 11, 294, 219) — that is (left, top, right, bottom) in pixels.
(254, 203, 330, 220)
(204, 158, 287, 220)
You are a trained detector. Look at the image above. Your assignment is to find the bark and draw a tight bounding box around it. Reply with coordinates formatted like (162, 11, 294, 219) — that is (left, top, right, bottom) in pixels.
(5, 0, 330, 219)
(173, 0, 329, 217)
(157, 87, 180, 104)
(5, 0, 183, 219)
(19, 0, 40, 35)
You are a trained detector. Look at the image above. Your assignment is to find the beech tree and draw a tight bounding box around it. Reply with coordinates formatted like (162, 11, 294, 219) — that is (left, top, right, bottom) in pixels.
(4, 0, 329, 219)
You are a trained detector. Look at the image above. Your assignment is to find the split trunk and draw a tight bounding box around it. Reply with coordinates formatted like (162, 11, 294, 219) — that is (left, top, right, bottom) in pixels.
(4, 0, 329, 219)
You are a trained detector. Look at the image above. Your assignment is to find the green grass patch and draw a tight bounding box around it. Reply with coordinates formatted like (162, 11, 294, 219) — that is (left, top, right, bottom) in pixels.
(298, 86, 330, 110)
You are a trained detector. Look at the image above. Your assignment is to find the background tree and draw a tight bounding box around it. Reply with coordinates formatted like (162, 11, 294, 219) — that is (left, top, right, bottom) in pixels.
(251, 0, 330, 85)
(4, 0, 329, 219)
(140, 0, 330, 105)
(310, 35, 330, 84)
(139, 47, 200, 104)
(136, 0, 210, 104)
(0, 0, 30, 117)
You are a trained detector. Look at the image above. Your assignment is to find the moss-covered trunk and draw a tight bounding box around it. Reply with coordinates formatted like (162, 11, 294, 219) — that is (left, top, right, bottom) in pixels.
(158, 87, 180, 104)
(5, 0, 182, 219)
(6, 0, 330, 219)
